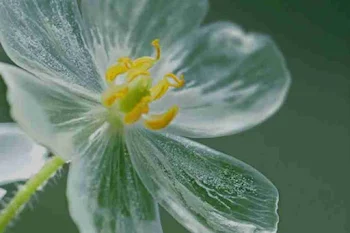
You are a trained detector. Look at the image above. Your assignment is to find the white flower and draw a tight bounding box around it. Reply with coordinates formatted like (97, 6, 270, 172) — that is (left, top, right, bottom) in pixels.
(0, 1, 290, 233)
(0, 123, 48, 199)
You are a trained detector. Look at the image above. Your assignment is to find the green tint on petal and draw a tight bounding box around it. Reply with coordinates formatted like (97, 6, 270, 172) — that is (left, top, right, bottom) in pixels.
(67, 127, 163, 233)
(126, 128, 279, 233)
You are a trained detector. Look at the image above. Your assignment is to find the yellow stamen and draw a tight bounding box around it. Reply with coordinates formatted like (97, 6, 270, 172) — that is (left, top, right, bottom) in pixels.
(150, 79, 170, 100)
(129, 39, 161, 73)
(102, 39, 184, 130)
(131, 57, 156, 72)
(152, 39, 161, 61)
(105, 57, 132, 82)
(150, 73, 185, 100)
(124, 96, 151, 124)
(165, 73, 185, 88)
(144, 105, 179, 130)
(101, 85, 129, 107)
(118, 57, 133, 69)
(126, 70, 150, 83)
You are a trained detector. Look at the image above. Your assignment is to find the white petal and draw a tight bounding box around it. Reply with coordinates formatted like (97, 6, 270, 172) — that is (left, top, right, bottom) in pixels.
(79, 0, 209, 74)
(151, 22, 291, 138)
(0, 123, 48, 186)
(0, 0, 104, 93)
(0, 188, 6, 199)
(0, 63, 104, 160)
(126, 128, 279, 233)
(67, 125, 162, 233)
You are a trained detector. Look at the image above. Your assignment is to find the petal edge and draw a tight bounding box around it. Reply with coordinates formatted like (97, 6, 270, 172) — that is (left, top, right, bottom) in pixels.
(151, 22, 291, 138)
(126, 128, 279, 233)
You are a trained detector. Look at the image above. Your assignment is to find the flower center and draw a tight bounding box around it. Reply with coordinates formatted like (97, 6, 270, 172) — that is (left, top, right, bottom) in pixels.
(101, 39, 185, 130)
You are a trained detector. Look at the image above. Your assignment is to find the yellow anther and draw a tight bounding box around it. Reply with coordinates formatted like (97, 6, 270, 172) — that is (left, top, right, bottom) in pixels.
(101, 85, 129, 107)
(105, 57, 133, 83)
(132, 57, 156, 72)
(124, 96, 152, 124)
(127, 70, 150, 83)
(150, 79, 170, 100)
(150, 73, 185, 100)
(152, 39, 161, 60)
(105, 40, 161, 85)
(118, 57, 133, 69)
(129, 39, 161, 73)
(103, 39, 183, 131)
(144, 105, 179, 130)
(105, 65, 127, 83)
(165, 73, 185, 88)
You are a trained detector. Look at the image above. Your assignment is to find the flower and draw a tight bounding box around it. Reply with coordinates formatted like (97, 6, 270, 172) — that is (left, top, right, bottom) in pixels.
(0, 123, 48, 199)
(0, 0, 290, 233)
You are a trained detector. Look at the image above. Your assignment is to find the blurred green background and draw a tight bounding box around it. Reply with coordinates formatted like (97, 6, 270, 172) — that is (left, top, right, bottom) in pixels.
(1, 0, 349, 233)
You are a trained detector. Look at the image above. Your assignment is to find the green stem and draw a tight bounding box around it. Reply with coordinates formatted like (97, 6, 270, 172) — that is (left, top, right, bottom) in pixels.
(0, 156, 65, 233)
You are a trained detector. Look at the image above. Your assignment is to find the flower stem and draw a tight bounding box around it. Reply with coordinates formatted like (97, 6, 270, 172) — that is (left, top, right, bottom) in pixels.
(0, 156, 65, 233)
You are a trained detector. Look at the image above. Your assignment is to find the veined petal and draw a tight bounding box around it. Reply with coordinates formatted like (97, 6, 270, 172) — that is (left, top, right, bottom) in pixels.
(151, 22, 291, 138)
(0, 63, 104, 161)
(0, 0, 103, 93)
(79, 0, 209, 74)
(67, 126, 162, 233)
(126, 128, 279, 233)
(0, 123, 48, 200)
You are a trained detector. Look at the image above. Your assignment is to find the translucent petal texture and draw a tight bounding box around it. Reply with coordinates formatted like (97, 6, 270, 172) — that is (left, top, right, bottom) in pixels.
(0, 63, 104, 160)
(79, 0, 209, 74)
(0, 123, 48, 186)
(67, 127, 162, 233)
(151, 22, 291, 138)
(126, 128, 279, 233)
(0, 0, 104, 93)
(0, 189, 5, 199)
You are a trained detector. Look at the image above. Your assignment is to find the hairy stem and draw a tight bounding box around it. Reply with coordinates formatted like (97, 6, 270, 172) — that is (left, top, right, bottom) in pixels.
(0, 156, 65, 232)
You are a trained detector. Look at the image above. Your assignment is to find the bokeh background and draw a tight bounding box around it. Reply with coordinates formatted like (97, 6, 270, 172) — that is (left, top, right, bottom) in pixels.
(0, 1, 349, 233)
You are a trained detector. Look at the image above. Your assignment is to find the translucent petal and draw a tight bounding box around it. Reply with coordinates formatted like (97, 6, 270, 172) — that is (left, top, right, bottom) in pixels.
(0, 0, 103, 93)
(67, 126, 162, 233)
(79, 0, 209, 74)
(151, 22, 291, 138)
(0, 63, 104, 160)
(126, 128, 279, 233)
(0, 188, 5, 199)
(0, 123, 48, 186)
